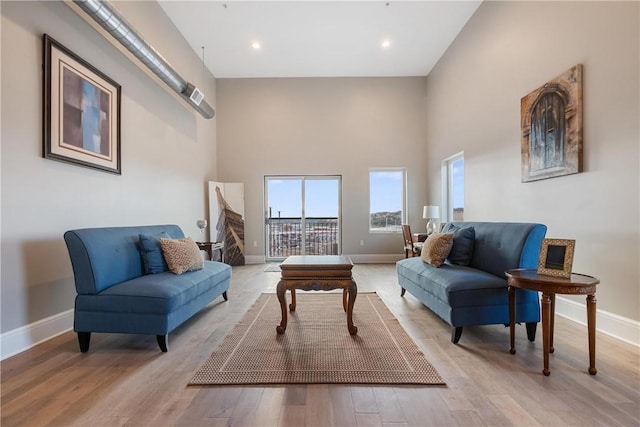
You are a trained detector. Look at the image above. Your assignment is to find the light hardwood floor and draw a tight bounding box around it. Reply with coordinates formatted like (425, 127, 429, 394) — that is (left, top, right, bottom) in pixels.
(2, 264, 639, 427)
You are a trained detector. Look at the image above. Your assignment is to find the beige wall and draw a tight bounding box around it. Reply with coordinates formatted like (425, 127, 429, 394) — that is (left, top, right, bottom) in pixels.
(216, 77, 429, 260)
(0, 1, 217, 341)
(2, 0, 637, 355)
(424, 1, 639, 322)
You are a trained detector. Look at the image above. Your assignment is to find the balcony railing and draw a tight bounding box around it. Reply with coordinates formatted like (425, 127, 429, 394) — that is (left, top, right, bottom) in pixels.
(267, 217, 339, 259)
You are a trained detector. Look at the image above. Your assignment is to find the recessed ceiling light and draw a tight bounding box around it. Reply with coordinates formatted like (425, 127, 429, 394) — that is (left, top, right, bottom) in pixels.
(381, 39, 391, 49)
(251, 41, 261, 50)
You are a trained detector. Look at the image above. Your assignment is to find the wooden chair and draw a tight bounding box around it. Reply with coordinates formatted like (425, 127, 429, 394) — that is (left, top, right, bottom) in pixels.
(402, 224, 423, 258)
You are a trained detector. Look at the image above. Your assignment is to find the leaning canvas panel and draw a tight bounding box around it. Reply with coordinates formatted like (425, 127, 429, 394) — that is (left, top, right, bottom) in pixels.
(208, 182, 245, 266)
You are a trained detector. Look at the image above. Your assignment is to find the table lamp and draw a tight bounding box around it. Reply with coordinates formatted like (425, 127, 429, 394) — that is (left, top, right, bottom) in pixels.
(423, 205, 440, 235)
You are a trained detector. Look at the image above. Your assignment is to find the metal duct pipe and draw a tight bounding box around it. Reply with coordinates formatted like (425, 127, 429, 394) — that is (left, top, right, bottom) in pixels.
(72, 0, 215, 119)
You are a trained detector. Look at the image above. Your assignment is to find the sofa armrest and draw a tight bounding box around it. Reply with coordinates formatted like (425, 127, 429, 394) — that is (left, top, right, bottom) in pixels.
(519, 224, 548, 269)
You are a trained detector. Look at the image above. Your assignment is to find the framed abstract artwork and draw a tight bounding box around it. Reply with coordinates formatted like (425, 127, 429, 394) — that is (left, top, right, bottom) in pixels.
(43, 34, 121, 174)
(521, 64, 583, 182)
(537, 238, 575, 279)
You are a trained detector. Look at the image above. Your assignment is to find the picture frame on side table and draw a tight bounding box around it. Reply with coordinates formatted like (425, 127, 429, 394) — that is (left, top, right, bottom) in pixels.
(537, 238, 575, 278)
(43, 34, 121, 174)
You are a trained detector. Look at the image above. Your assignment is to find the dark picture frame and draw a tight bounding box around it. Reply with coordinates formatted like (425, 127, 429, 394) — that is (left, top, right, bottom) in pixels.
(520, 64, 582, 182)
(43, 34, 121, 174)
(537, 238, 575, 279)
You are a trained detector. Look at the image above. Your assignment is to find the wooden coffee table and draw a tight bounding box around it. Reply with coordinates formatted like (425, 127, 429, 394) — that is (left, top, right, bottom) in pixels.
(506, 268, 600, 376)
(276, 255, 358, 335)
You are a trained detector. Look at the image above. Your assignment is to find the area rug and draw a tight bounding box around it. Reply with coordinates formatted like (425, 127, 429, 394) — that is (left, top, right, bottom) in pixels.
(189, 292, 445, 386)
(264, 263, 281, 272)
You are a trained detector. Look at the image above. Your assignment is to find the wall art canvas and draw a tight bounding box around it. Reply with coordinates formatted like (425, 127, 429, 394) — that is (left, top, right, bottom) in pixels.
(43, 34, 121, 174)
(520, 64, 582, 182)
(208, 182, 246, 266)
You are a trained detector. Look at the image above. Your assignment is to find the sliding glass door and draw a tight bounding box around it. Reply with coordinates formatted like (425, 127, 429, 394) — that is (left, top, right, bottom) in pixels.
(265, 175, 341, 261)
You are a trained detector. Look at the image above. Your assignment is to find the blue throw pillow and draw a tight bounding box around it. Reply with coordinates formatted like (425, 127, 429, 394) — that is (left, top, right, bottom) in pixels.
(443, 224, 475, 266)
(139, 232, 170, 274)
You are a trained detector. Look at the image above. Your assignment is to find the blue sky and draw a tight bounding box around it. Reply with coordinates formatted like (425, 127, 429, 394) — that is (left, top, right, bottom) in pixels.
(267, 178, 339, 218)
(369, 170, 403, 213)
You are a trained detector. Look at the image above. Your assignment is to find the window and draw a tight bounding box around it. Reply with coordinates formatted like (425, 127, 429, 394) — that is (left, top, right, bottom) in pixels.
(369, 168, 406, 232)
(264, 175, 341, 260)
(441, 153, 464, 222)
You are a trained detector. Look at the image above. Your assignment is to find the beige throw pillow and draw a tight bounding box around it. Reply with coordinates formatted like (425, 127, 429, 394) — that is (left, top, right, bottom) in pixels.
(421, 232, 454, 268)
(159, 237, 204, 275)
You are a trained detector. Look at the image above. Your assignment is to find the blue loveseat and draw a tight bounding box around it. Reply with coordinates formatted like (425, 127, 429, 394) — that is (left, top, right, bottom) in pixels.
(396, 221, 546, 343)
(64, 224, 231, 352)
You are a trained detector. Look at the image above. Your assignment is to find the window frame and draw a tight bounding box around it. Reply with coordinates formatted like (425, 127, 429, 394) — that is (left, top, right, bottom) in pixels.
(440, 152, 464, 223)
(368, 167, 407, 234)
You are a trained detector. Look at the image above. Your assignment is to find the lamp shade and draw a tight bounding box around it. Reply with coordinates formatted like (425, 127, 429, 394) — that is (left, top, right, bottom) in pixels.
(422, 205, 440, 219)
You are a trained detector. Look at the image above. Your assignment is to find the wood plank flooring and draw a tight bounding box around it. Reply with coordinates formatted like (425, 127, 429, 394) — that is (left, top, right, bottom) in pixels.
(2, 264, 639, 426)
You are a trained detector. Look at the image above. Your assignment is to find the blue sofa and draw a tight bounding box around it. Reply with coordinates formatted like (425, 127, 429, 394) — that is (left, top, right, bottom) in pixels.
(396, 221, 546, 343)
(64, 224, 232, 352)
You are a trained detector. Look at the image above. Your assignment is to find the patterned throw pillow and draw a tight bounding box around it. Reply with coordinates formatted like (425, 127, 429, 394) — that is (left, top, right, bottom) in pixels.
(421, 232, 454, 268)
(159, 237, 204, 275)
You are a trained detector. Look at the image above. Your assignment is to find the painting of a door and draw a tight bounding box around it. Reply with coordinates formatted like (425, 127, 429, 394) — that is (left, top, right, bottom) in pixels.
(208, 182, 245, 265)
(520, 64, 583, 182)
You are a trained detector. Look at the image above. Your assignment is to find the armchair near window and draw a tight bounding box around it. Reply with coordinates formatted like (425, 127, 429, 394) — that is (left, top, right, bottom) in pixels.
(402, 225, 423, 258)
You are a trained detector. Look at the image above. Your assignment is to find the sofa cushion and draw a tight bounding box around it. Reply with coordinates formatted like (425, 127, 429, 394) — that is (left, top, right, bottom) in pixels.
(421, 232, 454, 267)
(160, 237, 204, 275)
(442, 224, 475, 266)
(139, 232, 170, 274)
(75, 261, 231, 314)
(397, 257, 506, 305)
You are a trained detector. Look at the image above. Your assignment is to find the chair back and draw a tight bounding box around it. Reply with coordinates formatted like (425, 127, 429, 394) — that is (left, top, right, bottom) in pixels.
(401, 224, 417, 257)
(402, 224, 413, 246)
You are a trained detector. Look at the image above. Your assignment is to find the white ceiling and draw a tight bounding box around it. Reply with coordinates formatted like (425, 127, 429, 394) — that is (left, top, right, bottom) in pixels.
(158, 1, 481, 79)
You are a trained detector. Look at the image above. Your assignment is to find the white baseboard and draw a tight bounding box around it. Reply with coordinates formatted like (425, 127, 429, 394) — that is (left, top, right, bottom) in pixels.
(555, 296, 639, 347)
(245, 254, 403, 265)
(245, 255, 265, 264)
(1, 309, 73, 361)
(345, 254, 404, 264)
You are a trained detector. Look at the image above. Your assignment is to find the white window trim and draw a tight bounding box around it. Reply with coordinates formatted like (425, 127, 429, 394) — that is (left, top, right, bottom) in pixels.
(369, 167, 407, 233)
(441, 152, 464, 223)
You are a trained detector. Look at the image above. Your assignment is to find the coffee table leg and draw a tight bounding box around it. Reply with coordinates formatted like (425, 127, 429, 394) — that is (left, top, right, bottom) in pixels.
(276, 280, 288, 334)
(508, 285, 516, 354)
(587, 294, 597, 375)
(342, 289, 347, 312)
(541, 292, 552, 376)
(290, 288, 297, 312)
(347, 280, 358, 335)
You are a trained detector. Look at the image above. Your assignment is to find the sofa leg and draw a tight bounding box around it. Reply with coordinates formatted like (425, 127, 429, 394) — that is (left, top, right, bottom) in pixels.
(400, 288, 406, 297)
(222, 291, 228, 301)
(78, 332, 91, 353)
(526, 322, 537, 342)
(157, 334, 168, 352)
(451, 327, 463, 344)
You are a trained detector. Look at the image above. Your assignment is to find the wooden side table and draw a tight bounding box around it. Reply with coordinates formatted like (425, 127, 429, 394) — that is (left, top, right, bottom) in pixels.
(506, 268, 599, 376)
(196, 241, 224, 262)
(413, 233, 428, 243)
